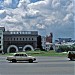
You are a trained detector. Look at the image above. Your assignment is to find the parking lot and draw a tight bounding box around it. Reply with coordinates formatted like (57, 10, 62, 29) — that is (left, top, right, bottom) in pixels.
(0, 56, 75, 75)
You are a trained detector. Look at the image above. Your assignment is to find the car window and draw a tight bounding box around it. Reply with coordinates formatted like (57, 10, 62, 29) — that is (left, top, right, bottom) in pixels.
(14, 54, 27, 57)
(14, 54, 20, 56)
(20, 54, 24, 56)
(24, 54, 27, 57)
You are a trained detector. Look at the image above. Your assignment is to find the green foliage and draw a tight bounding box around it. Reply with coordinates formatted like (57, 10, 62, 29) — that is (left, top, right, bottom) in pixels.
(70, 45, 75, 51)
(0, 50, 67, 57)
(58, 44, 75, 52)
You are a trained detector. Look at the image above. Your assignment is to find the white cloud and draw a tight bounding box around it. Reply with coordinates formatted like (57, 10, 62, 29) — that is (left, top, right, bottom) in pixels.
(63, 13, 73, 22)
(0, 10, 6, 18)
(4, 0, 12, 7)
(0, 0, 74, 40)
(17, 0, 30, 8)
(52, 0, 60, 8)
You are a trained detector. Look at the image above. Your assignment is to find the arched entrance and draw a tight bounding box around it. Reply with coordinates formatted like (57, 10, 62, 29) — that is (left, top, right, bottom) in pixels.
(23, 45, 34, 51)
(7, 45, 18, 53)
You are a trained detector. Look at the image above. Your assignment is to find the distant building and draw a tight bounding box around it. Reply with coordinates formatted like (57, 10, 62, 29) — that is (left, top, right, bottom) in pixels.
(0, 27, 42, 53)
(0, 27, 5, 53)
(0, 30, 3, 53)
(45, 42, 54, 51)
(41, 36, 46, 50)
(46, 33, 53, 43)
(54, 38, 75, 52)
(56, 38, 72, 43)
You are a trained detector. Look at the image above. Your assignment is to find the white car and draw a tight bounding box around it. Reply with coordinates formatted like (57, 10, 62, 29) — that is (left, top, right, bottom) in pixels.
(6, 53, 36, 63)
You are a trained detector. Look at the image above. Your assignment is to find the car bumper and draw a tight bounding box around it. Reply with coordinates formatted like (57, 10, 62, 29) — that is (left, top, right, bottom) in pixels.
(34, 58, 36, 61)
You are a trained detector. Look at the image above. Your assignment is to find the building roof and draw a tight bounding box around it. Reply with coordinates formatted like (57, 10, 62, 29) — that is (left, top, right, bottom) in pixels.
(3, 31, 38, 36)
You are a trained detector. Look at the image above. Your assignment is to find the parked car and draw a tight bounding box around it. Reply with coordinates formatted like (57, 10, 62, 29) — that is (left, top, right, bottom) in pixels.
(6, 53, 36, 63)
(68, 51, 75, 60)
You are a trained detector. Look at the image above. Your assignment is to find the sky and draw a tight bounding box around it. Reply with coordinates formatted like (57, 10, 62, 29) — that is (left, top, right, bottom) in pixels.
(0, 0, 74, 41)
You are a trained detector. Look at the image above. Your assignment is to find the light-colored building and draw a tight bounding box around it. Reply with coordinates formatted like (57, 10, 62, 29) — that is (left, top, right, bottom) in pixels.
(0, 30, 3, 53)
(41, 36, 46, 50)
(45, 42, 53, 51)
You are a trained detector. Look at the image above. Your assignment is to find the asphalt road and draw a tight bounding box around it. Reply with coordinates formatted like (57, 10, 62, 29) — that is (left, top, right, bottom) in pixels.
(0, 56, 75, 75)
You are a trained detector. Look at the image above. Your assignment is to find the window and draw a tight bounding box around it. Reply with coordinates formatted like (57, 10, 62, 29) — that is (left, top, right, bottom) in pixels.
(26, 38, 27, 40)
(19, 32, 21, 34)
(25, 32, 27, 34)
(0, 46, 1, 48)
(23, 38, 24, 40)
(14, 38, 15, 40)
(17, 32, 19, 34)
(32, 38, 33, 40)
(17, 38, 18, 40)
(22, 32, 25, 34)
(20, 38, 21, 40)
(14, 54, 19, 56)
(24, 54, 27, 57)
(29, 38, 30, 40)
(20, 54, 23, 56)
(10, 32, 13, 34)
(0, 37, 1, 39)
(28, 32, 31, 34)
(13, 32, 15, 34)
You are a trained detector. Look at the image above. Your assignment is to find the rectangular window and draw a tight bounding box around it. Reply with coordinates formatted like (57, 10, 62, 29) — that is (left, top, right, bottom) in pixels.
(17, 32, 19, 34)
(26, 38, 27, 40)
(20, 38, 21, 40)
(29, 38, 30, 40)
(28, 32, 31, 34)
(22, 32, 25, 34)
(32, 38, 33, 40)
(14, 38, 15, 40)
(0, 37, 1, 39)
(0, 45, 1, 48)
(23, 38, 24, 40)
(17, 38, 18, 40)
(10, 32, 13, 34)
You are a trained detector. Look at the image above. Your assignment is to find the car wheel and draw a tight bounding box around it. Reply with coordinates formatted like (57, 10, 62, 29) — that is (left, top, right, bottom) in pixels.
(70, 58, 73, 61)
(12, 59, 16, 63)
(29, 59, 33, 63)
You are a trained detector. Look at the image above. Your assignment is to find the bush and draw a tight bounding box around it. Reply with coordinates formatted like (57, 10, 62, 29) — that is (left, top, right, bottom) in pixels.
(57, 44, 75, 52)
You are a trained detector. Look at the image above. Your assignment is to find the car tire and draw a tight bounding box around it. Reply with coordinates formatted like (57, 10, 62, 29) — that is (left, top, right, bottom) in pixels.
(12, 59, 17, 63)
(29, 59, 33, 63)
(70, 57, 73, 61)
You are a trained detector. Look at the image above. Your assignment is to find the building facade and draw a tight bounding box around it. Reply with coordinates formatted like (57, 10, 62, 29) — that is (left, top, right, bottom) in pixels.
(0, 27, 41, 53)
(0, 30, 3, 53)
(46, 33, 53, 43)
(41, 36, 46, 50)
(55, 38, 72, 43)
(0, 27, 5, 53)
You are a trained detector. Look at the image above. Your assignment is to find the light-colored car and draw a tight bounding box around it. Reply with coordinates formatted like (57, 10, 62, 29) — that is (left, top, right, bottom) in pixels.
(68, 51, 75, 60)
(6, 53, 36, 63)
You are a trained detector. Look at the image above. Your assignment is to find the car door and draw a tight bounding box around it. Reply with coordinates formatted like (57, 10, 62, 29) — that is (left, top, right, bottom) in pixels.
(21, 54, 28, 61)
(14, 54, 21, 61)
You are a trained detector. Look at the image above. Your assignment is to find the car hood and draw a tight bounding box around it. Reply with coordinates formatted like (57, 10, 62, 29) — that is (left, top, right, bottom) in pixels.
(28, 56, 35, 58)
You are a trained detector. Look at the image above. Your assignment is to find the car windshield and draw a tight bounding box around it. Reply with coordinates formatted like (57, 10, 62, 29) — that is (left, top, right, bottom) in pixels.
(14, 54, 28, 57)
